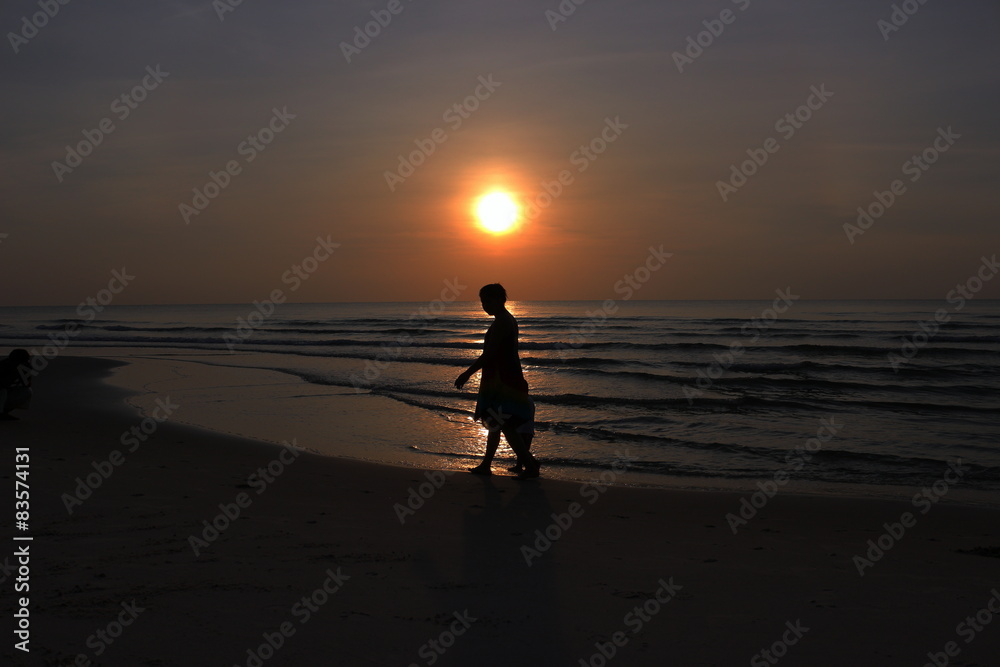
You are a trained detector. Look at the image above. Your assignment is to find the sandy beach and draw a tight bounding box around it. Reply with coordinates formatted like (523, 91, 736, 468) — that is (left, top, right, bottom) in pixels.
(0, 354, 996, 666)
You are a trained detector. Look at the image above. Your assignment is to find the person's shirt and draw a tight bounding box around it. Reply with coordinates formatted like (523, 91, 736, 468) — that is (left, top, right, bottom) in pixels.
(482, 312, 528, 394)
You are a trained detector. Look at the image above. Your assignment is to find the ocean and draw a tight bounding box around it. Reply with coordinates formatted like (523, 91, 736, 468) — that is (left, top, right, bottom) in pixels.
(2, 300, 998, 499)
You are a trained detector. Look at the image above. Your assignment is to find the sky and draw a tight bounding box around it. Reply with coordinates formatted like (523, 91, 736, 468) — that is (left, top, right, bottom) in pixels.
(1, 0, 999, 305)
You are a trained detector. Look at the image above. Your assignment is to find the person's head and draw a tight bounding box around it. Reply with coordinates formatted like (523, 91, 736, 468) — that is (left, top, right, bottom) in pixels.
(8, 349, 29, 365)
(479, 283, 507, 315)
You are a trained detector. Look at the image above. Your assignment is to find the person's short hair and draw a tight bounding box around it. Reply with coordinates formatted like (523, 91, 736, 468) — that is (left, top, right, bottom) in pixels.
(479, 283, 507, 303)
(9, 349, 29, 364)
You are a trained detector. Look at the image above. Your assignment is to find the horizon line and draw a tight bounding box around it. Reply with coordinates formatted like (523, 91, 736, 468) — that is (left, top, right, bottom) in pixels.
(4, 298, 999, 309)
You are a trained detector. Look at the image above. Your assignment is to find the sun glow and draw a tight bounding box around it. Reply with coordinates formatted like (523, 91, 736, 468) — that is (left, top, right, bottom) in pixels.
(475, 191, 520, 234)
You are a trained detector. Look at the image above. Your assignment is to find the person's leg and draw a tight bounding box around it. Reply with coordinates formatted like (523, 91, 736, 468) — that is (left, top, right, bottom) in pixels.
(470, 427, 502, 474)
(508, 433, 532, 473)
(501, 425, 540, 477)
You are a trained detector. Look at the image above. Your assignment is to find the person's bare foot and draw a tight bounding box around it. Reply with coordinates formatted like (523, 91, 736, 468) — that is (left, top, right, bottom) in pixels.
(469, 463, 492, 476)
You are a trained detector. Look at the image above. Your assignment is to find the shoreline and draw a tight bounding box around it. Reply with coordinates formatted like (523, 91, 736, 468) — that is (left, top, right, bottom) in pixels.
(3, 355, 1000, 665)
(99, 347, 1000, 508)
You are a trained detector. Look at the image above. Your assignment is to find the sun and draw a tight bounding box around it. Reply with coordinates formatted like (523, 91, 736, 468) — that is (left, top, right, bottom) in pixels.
(475, 191, 519, 234)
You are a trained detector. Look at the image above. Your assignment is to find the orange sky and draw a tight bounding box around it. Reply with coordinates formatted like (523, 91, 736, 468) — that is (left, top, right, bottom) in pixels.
(1, 0, 999, 305)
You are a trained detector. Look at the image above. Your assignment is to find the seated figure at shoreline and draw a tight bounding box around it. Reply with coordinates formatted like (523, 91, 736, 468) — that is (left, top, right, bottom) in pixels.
(0, 349, 33, 421)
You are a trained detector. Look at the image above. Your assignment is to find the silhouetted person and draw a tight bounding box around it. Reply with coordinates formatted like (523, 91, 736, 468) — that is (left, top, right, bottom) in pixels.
(455, 284, 540, 478)
(0, 349, 33, 420)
